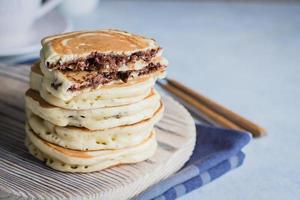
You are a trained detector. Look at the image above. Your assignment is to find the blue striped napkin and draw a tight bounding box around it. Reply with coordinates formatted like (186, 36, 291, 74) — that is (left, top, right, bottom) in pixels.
(136, 124, 251, 200)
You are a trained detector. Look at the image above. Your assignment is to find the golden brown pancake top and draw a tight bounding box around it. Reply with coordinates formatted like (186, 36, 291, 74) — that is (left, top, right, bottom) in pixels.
(43, 30, 152, 55)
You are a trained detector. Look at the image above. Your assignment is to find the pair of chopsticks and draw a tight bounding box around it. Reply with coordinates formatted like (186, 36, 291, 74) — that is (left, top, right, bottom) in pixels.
(158, 79, 266, 137)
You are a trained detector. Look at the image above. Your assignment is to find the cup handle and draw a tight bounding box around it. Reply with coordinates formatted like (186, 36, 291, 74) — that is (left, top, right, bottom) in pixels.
(34, 0, 63, 20)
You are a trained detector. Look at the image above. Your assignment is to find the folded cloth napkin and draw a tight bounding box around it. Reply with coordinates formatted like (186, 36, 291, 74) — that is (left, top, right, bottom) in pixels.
(136, 124, 251, 200)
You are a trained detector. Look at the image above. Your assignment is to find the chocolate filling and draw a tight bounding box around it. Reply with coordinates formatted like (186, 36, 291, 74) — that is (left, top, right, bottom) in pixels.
(67, 63, 165, 91)
(47, 48, 161, 71)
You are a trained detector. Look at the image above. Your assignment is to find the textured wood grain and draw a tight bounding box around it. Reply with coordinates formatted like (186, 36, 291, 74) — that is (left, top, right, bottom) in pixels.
(0, 65, 196, 200)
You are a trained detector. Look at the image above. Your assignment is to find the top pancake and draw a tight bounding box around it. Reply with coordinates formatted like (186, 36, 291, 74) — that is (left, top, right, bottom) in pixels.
(41, 29, 161, 71)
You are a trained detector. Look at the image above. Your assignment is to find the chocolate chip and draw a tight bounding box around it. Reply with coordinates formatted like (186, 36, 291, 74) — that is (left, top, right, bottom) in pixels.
(51, 82, 63, 90)
(115, 114, 121, 119)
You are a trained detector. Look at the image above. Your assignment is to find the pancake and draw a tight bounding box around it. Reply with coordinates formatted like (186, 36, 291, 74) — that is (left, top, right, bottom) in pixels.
(26, 103, 163, 150)
(30, 70, 157, 110)
(25, 125, 157, 172)
(26, 98, 163, 131)
(24, 29, 167, 173)
(41, 29, 163, 72)
(39, 57, 167, 92)
(25, 88, 161, 128)
(30, 63, 164, 109)
(31, 60, 166, 101)
(39, 88, 152, 110)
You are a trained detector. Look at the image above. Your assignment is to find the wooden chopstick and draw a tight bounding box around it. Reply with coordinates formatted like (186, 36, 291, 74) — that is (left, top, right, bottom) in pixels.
(158, 82, 245, 131)
(165, 78, 266, 137)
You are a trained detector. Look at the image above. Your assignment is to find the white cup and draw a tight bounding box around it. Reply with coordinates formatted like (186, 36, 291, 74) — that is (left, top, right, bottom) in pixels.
(0, 0, 62, 47)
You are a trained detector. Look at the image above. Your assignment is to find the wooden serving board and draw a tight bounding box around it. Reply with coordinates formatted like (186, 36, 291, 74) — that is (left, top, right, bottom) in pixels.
(0, 64, 196, 200)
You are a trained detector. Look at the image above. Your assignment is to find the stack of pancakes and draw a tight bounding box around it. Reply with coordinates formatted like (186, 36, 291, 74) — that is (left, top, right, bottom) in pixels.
(25, 30, 167, 172)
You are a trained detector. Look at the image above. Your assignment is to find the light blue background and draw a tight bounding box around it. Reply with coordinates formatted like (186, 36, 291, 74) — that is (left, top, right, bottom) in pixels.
(47, 1, 300, 199)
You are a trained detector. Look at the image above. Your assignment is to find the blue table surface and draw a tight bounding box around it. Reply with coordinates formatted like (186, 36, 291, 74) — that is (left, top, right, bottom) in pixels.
(11, 1, 300, 199)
